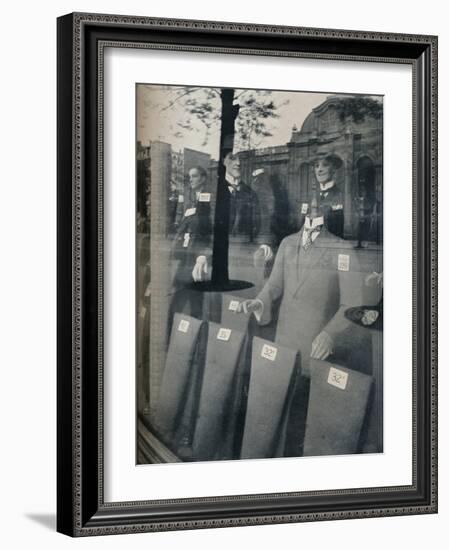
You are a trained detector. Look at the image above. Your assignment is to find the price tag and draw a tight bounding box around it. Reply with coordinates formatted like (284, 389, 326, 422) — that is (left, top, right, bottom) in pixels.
(198, 192, 211, 202)
(144, 285, 151, 297)
(184, 207, 196, 217)
(182, 233, 190, 248)
(178, 319, 190, 333)
(228, 300, 239, 312)
(178, 195, 184, 203)
(217, 328, 232, 341)
(301, 203, 309, 214)
(261, 343, 277, 362)
(327, 366, 348, 390)
(338, 254, 350, 271)
(139, 306, 146, 319)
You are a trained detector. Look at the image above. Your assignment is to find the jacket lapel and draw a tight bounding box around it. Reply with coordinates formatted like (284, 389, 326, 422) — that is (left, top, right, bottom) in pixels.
(293, 228, 328, 297)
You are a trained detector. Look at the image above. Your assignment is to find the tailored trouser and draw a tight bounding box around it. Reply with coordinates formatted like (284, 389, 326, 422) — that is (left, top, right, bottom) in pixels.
(240, 336, 300, 459)
(303, 359, 373, 456)
(192, 322, 246, 461)
(153, 313, 204, 448)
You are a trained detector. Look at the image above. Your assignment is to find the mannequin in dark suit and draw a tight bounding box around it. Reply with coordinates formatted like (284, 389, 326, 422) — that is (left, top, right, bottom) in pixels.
(169, 166, 212, 323)
(314, 151, 345, 239)
(224, 152, 272, 297)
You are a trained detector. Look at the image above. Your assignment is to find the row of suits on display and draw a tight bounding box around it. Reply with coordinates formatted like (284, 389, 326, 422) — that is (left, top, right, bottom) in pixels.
(168, 176, 348, 320)
(152, 297, 381, 463)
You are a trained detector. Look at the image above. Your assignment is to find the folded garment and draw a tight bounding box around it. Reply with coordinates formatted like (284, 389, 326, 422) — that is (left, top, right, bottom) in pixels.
(192, 322, 246, 461)
(303, 359, 373, 456)
(153, 313, 204, 445)
(240, 337, 300, 459)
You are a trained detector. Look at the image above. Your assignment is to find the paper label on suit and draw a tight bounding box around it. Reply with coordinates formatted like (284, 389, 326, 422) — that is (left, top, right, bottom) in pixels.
(184, 207, 196, 217)
(198, 192, 211, 202)
(301, 203, 309, 214)
(182, 233, 190, 248)
(261, 343, 277, 361)
(332, 204, 343, 210)
(338, 254, 350, 271)
(144, 285, 151, 297)
(139, 306, 146, 319)
(178, 194, 184, 203)
(228, 300, 240, 312)
(217, 328, 232, 341)
(327, 367, 348, 390)
(178, 319, 190, 333)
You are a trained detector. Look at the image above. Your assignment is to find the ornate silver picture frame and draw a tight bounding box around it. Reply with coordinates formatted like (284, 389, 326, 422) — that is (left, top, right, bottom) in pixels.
(57, 12, 437, 536)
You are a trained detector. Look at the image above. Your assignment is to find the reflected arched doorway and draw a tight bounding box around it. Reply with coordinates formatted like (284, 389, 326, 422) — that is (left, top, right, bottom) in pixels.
(356, 156, 381, 244)
(357, 156, 376, 203)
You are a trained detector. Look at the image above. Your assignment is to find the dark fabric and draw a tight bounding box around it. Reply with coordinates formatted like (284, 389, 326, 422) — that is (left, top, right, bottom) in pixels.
(168, 192, 212, 325)
(361, 330, 383, 453)
(153, 314, 203, 445)
(240, 337, 300, 459)
(320, 184, 345, 238)
(219, 294, 254, 459)
(303, 359, 372, 456)
(171, 196, 212, 286)
(229, 181, 261, 243)
(282, 374, 311, 458)
(192, 323, 246, 460)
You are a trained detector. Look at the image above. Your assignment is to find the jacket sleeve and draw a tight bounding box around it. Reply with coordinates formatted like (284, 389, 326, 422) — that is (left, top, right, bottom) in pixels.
(323, 248, 364, 339)
(254, 237, 287, 325)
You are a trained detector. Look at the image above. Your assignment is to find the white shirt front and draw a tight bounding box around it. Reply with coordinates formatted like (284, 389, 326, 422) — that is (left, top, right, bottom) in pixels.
(320, 180, 335, 197)
(226, 172, 241, 194)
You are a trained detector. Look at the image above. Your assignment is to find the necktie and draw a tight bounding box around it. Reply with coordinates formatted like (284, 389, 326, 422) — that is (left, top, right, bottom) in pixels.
(303, 226, 321, 250)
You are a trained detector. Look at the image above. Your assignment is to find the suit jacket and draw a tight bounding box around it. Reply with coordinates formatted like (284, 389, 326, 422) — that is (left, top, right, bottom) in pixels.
(319, 184, 345, 238)
(256, 226, 364, 375)
(229, 181, 261, 243)
(226, 181, 263, 294)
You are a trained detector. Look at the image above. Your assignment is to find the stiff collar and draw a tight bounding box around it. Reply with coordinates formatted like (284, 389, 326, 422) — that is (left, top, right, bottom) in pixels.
(226, 172, 241, 190)
(320, 180, 335, 193)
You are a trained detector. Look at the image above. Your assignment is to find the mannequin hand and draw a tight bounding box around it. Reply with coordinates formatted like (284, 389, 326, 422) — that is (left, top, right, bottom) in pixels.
(310, 331, 334, 360)
(237, 299, 263, 316)
(192, 255, 208, 282)
(253, 244, 273, 268)
(365, 271, 383, 288)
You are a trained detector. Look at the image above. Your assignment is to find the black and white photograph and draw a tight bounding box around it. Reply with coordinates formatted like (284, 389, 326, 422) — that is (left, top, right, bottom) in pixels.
(0, 0, 442, 545)
(136, 84, 384, 463)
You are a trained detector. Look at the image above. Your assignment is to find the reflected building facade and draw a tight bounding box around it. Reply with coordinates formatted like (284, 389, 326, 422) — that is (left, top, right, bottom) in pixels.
(238, 95, 383, 242)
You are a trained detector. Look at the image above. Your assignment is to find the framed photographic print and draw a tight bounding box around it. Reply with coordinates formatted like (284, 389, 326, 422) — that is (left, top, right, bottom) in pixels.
(57, 12, 438, 536)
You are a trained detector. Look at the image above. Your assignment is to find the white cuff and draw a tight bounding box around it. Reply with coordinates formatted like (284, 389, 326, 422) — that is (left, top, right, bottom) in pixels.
(195, 255, 207, 266)
(253, 298, 264, 323)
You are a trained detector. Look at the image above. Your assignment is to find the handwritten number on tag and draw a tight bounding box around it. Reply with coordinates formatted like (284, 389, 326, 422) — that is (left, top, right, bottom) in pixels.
(327, 367, 348, 390)
(261, 344, 277, 361)
(228, 300, 239, 312)
(338, 254, 350, 271)
(178, 319, 190, 333)
(217, 328, 231, 341)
